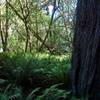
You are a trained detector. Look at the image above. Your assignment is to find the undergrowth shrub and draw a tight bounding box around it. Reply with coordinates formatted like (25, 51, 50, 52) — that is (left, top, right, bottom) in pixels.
(0, 52, 71, 87)
(0, 52, 71, 99)
(35, 84, 71, 100)
(0, 84, 71, 100)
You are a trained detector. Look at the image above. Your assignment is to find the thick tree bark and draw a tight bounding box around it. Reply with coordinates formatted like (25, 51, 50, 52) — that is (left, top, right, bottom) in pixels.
(71, 0, 100, 99)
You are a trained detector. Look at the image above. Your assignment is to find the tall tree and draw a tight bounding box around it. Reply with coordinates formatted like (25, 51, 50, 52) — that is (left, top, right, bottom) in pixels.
(72, 0, 100, 99)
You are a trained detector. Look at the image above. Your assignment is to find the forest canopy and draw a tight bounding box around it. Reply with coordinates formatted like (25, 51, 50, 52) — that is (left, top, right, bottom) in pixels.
(0, 0, 76, 54)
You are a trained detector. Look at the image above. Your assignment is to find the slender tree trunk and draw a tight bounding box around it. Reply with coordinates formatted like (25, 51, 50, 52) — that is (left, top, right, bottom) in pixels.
(4, 2, 9, 51)
(24, 20, 29, 52)
(0, 9, 3, 50)
(39, 0, 57, 51)
(0, 3, 9, 52)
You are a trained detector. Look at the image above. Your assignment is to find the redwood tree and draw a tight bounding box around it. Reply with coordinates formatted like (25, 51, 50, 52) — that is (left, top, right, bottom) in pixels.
(72, 0, 100, 99)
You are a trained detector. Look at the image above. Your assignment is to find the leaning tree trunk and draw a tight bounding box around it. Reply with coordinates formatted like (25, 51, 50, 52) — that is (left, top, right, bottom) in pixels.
(71, 0, 100, 99)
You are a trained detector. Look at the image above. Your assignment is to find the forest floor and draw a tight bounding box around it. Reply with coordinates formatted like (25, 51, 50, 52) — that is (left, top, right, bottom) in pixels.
(0, 52, 75, 100)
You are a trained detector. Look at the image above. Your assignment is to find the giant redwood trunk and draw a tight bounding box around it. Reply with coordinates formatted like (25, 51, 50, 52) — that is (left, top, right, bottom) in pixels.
(72, 0, 100, 99)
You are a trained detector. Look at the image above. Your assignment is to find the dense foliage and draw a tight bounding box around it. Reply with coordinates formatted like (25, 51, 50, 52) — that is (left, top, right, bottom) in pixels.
(0, 52, 72, 100)
(0, 0, 75, 54)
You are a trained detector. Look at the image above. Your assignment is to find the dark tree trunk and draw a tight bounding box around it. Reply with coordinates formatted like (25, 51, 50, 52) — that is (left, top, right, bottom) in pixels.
(71, 0, 100, 99)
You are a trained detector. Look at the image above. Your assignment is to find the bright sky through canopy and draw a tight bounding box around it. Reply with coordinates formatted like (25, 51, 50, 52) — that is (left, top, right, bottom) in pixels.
(48, 5, 53, 15)
(0, 0, 6, 5)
